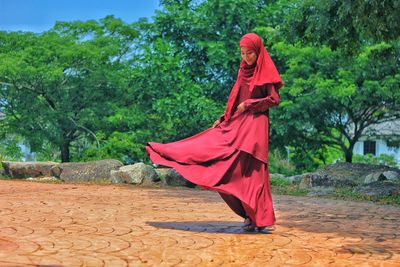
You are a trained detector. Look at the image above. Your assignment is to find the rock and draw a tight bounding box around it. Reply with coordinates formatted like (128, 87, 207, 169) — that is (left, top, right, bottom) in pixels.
(163, 168, 195, 188)
(26, 176, 60, 182)
(1, 161, 59, 179)
(154, 168, 172, 182)
(54, 159, 123, 183)
(299, 173, 334, 189)
(364, 172, 385, 184)
(364, 171, 400, 184)
(110, 163, 160, 185)
(307, 186, 334, 196)
(110, 170, 124, 184)
(353, 181, 400, 197)
(382, 171, 400, 184)
(315, 162, 399, 186)
(333, 178, 358, 187)
(285, 174, 304, 185)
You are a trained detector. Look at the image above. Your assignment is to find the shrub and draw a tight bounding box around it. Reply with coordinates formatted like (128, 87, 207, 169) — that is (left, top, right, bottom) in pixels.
(353, 153, 398, 167)
(269, 149, 297, 176)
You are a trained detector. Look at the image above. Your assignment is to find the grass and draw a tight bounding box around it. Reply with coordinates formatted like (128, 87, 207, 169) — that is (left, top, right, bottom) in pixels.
(270, 176, 310, 196)
(0, 174, 11, 180)
(332, 187, 400, 206)
(271, 184, 310, 196)
(270, 176, 400, 206)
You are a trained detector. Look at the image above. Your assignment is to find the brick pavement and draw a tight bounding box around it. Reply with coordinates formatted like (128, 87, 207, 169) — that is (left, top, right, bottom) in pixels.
(0, 180, 399, 266)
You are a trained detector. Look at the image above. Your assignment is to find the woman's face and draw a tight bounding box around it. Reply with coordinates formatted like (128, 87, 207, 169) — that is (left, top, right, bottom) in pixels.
(240, 47, 257, 65)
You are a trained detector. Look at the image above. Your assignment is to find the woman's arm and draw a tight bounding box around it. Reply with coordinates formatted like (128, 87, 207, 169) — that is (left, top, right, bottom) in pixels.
(212, 113, 225, 128)
(243, 83, 280, 113)
(218, 113, 225, 122)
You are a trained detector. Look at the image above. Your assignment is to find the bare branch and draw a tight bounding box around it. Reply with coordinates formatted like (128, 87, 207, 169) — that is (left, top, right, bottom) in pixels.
(68, 117, 100, 148)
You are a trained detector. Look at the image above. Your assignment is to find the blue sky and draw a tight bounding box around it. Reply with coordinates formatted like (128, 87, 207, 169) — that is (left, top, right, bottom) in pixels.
(0, 0, 160, 33)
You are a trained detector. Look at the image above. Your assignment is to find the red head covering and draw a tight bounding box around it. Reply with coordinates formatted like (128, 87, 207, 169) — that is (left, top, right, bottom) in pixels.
(223, 33, 283, 121)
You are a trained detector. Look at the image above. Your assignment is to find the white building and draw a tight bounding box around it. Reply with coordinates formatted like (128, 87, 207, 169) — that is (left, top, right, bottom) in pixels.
(353, 120, 400, 164)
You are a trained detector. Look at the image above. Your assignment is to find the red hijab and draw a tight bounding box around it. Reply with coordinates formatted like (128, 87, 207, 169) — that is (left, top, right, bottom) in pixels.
(223, 33, 283, 121)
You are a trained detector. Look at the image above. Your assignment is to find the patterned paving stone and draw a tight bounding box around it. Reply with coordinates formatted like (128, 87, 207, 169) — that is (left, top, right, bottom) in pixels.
(0, 180, 399, 266)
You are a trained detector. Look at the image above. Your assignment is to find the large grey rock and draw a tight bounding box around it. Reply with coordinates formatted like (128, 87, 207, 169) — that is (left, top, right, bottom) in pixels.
(299, 173, 334, 189)
(285, 174, 304, 185)
(382, 171, 400, 184)
(53, 159, 123, 183)
(26, 176, 60, 182)
(364, 171, 400, 184)
(161, 168, 195, 188)
(307, 186, 335, 196)
(111, 163, 160, 185)
(154, 168, 172, 182)
(316, 162, 399, 186)
(364, 172, 385, 184)
(1, 161, 59, 178)
(353, 181, 400, 197)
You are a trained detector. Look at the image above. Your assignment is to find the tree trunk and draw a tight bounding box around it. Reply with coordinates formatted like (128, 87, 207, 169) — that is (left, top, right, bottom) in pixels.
(345, 149, 353, 163)
(60, 140, 70, 162)
(344, 141, 356, 163)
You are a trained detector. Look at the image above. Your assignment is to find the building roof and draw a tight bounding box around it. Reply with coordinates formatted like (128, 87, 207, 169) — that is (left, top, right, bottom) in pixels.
(363, 120, 400, 137)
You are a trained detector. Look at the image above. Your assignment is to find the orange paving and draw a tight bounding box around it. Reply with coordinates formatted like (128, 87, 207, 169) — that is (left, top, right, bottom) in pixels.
(0, 180, 399, 267)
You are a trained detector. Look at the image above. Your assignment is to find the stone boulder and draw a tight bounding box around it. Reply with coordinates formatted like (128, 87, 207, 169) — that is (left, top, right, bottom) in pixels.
(284, 174, 304, 185)
(316, 162, 400, 186)
(154, 168, 172, 182)
(111, 163, 160, 185)
(1, 161, 59, 179)
(26, 176, 60, 182)
(353, 181, 400, 197)
(381, 171, 400, 184)
(299, 173, 335, 189)
(307, 187, 335, 197)
(364, 170, 400, 184)
(156, 168, 195, 187)
(364, 172, 384, 184)
(52, 159, 123, 183)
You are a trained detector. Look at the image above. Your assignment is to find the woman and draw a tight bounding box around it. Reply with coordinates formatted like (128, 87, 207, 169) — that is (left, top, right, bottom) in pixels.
(146, 33, 283, 232)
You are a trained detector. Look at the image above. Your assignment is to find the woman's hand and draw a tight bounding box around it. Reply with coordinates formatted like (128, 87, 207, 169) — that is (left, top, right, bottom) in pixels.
(237, 102, 247, 113)
(212, 119, 221, 128)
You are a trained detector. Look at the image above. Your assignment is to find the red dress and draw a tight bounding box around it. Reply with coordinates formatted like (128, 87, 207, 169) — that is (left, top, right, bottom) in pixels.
(146, 63, 280, 227)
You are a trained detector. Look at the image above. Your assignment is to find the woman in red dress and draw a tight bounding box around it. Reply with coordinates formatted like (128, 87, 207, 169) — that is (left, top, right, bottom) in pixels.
(146, 33, 283, 232)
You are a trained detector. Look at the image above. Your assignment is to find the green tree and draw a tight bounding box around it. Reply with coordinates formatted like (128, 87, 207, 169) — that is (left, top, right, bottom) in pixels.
(270, 40, 399, 165)
(283, 0, 400, 52)
(0, 16, 138, 162)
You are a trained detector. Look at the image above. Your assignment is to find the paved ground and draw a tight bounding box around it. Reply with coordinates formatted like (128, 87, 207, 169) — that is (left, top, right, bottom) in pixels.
(0, 180, 399, 267)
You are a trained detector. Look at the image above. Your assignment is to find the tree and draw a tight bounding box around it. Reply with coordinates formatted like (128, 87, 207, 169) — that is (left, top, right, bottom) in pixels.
(270, 40, 400, 164)
(259, 0, 400, 167)
(0, 16, 138, 162)
(282, 0, 400, 52)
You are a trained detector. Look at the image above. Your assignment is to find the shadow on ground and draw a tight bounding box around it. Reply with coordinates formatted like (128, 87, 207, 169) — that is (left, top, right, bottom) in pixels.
(146, 220, 274, 234)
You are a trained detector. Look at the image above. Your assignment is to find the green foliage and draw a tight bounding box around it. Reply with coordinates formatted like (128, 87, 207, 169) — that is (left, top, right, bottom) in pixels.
(0, 16, 139, 162)
(282, 0, 400, 52)
(353, 154, 398, 168)
(270, 176, 291, 187)
(270, 184, 310, 196)
(0, 0, 399, 171)
(268, 149, 296, 176)
(77, 132, 140, 164)
(270, 37, 399, 166)
(0, 135, 23, 162)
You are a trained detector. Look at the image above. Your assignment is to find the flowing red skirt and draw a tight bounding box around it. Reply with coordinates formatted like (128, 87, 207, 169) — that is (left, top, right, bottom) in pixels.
(145, 112, 276, 227)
